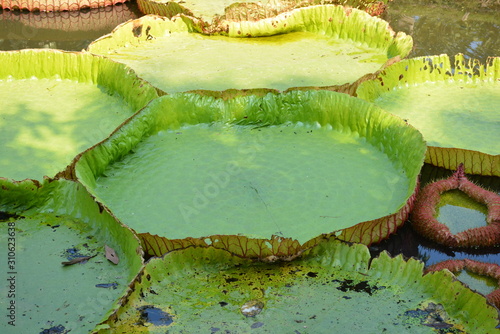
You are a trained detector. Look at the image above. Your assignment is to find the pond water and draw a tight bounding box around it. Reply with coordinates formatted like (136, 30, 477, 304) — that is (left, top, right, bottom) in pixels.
(0, 0, 499, 268)
(382, 0, 500, 63)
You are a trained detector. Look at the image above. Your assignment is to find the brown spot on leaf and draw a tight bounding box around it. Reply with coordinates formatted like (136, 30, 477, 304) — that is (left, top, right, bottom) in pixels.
(132, 23, 143, 38)
(105, 245, 120, 264)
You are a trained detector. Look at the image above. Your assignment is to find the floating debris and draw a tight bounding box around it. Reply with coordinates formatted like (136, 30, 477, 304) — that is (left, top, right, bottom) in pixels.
(251, 322, 264, 329)
(62, 246, 96, 265)
(241, 300, 264, 317)
(105, 245, 120, 264)
(61, 254, 96, 266)
(95, 283, 118, 289)
(0, 211, 22, 221)
(39, 324, 69, 334)
(403, 303, 460, 331)
(333, 279, 385, 295)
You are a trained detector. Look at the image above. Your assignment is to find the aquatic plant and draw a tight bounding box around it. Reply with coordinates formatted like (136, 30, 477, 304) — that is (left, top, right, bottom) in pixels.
(0, 0, 128, 11)
(0, 49, 158, 181)
(0, 178, 144, 333)
(356, 54, 500, 176)
(69, 91, 425, 250)
(412, 164, 500, 248)
(0, 3, 498, 333)
(0, 4, 138, 50)
(425, 259, 500, 309)
(88, 5, 412, 94)
(135, 0, 390, 23)
(97, 238, 499, 333)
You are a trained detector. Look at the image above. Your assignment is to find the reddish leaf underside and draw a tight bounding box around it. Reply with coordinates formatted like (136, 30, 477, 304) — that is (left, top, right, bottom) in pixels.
(425, 259, 500, 309)
(426, 146, 499, 177)
(139, 233, 311, 262)
(0, 0, 128, 12)
(338, 182, 418, 245)
(412, 164, 500, 248)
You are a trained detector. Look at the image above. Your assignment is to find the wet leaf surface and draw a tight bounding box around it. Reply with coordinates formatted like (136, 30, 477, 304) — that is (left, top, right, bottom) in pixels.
(137, 305, 174, 326)
(0, 50, 159, 181)
(39, 323, 70, 334)
(103, 239, 498, 333)
(356, 54, 500, 176)
(88, 6, 412, 93)
(77, 91, 424, 247)
(0, 179, 144, 333)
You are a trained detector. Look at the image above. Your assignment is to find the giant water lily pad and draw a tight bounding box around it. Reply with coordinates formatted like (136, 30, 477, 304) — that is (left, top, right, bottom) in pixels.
(0, 0, 128, 12)
(99, 239, 499, 333)
(425, 259, 500, 309)
(138, 0, 272, 21)
(0, 178, 144, 333)
(356, 54, 500, 176)
(88, 5, 412, 94)
(411, 164, 500, 248)
(136, 0, 388, 22)
(72, 90, 425, 247)
(0, 49, 158, 181)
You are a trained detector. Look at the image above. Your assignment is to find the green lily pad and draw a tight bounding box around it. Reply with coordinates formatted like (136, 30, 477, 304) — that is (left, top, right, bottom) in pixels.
(138, 0, 263, 20)
(0, 178, 144, 333)
(72, 90, 425, 246)
(356, 54, 500, 176)
(425, 259, 500, 310)
(0, 49, 159, 182)
(88, 5, 412, 94)
(99, 238, 499, 333)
